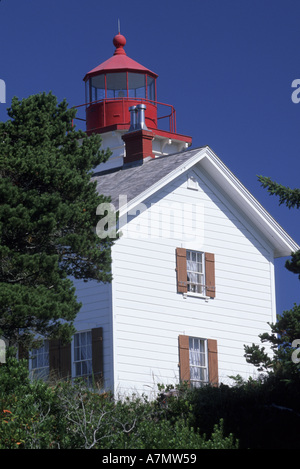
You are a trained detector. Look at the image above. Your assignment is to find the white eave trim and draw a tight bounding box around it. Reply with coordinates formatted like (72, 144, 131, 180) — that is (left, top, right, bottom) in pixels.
(202, 147, 299, 257)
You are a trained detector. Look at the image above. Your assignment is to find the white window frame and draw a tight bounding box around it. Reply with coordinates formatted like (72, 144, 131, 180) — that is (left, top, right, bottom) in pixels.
(189, 337, 208, 387)
(186, 250, 206, 296)
(72, 330, 93, 384)
(29, 340, 49, 380)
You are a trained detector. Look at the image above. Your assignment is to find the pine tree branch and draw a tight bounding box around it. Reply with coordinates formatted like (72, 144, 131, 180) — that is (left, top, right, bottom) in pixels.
(258, 175, 300, 209)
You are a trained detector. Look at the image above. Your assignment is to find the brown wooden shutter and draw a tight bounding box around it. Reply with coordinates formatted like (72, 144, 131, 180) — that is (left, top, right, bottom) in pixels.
(18, 343, 29, 360)
(92, 327, 103, 387)
(49, 339, 71, 380)
(176, 248, 187, 293)
(178, 335, 190, 383)
(205, 252, 216, 298)
(207, 339, 218, 386)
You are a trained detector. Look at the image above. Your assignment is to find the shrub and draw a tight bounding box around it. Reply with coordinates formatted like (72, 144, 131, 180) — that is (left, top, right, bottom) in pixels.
(0, 363, 239, 449)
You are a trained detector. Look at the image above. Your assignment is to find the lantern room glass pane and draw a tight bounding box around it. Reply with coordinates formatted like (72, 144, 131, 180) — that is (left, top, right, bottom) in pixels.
(90, 75, 105, 102)
(106, 72, 127, 98)
(147, 75, 156, 101)
(128, 73, 146, 99)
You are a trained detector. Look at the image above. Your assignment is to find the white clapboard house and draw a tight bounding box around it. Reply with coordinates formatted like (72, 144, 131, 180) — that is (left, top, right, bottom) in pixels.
(29, 33, 299, 397)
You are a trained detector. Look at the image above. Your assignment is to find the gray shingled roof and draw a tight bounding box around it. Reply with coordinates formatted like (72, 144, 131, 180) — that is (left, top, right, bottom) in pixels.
(92, 147, 203, 209)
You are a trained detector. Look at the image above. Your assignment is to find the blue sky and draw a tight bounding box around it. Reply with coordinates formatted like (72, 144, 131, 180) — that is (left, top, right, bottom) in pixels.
(0, 0, 299, 320)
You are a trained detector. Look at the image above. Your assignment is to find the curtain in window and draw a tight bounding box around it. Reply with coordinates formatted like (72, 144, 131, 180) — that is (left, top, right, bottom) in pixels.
(189, 338, 207, 386)
(187, 251, 203, 293)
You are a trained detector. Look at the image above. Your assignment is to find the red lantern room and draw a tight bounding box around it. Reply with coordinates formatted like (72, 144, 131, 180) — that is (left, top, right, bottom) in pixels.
(75, 32, 192, 170)
(83, 33, 159, 134)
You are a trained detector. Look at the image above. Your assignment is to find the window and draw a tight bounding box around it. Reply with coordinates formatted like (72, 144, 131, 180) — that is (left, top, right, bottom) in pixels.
(106, 73, 127, 99)
(147, 75, 156, 101)
(189, 337, 208, 387)
(28, 327, 103, 386)
(73, 331, 93, 384)
(90, 75, 105, 102)
(30, 341, 49, 380)
(128, 72, 146, 99)
(178, 335, 218, 387)
(176, 248, 216, 298)
(187, 250, 205, 295)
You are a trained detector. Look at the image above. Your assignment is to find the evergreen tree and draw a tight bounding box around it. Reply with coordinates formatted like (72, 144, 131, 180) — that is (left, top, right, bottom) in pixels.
(244, 176, 300, 376)
(0, 92, 113, 350)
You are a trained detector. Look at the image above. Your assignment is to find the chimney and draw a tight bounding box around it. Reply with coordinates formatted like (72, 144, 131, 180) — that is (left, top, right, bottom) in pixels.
(122, 104, 154, 163)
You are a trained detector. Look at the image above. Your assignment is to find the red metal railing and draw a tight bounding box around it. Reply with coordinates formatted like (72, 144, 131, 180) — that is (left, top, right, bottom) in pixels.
(72, 98, 177, 134)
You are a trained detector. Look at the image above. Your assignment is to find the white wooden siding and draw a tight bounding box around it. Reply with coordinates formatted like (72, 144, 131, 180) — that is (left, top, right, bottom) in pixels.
(111, 165, 276, 396)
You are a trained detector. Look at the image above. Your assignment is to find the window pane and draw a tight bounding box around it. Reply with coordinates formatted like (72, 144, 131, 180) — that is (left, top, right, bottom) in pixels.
(75, 362, 82, 376)
(90, 75, 105, 101)
(186, 250, 204, 294)
(147, 75, 155, 101)
(106, 73, 127, 98)
(74, 334, 80, 347)
(128, 73, 146, 98)
(30, 341, 49, 381)
(81, 332, 87, 347)
(74, 331, 93, 381)
(189, 337, 207, 387)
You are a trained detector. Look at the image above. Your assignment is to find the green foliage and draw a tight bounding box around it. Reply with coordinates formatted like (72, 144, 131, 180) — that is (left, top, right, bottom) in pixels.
(113, 416, 237, 450)
(244, 303, 300, 377)
(258, 175, 300, 209)
(0, 359, 238, 449)
(258, 175, 300, 281)
(2, 356, 299, 449)
(0, 92, 113, 349)
(186, 378, 300, 449)
(0, 353, 62, 448)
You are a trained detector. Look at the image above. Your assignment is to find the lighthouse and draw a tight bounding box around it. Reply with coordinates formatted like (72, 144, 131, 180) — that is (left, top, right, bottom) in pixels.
(75, 32, 192, 171)
(31, 31, 299, 401)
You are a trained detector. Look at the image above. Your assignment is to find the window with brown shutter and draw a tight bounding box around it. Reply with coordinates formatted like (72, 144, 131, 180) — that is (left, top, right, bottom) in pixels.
(92, 327, 104, 387)
(73, 328, 104, 387)
(178, 334, 218, 387)
(29, 327, 103, 385)
(176, 248, 216, 298)
(18, 343, 29, 361)
(49, 339, 71, 381)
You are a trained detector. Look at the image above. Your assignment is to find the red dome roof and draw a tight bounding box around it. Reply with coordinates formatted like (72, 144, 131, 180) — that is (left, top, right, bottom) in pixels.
(83, 33, 158, 81)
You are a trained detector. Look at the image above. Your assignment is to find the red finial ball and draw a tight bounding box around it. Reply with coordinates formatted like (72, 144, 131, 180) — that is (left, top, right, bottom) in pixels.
(113, 33, 126, 54)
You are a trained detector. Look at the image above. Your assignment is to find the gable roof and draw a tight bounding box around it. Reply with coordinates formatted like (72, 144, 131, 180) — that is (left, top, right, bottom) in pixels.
(92, 146, 299, 258)
(92, 147, 201, 208)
